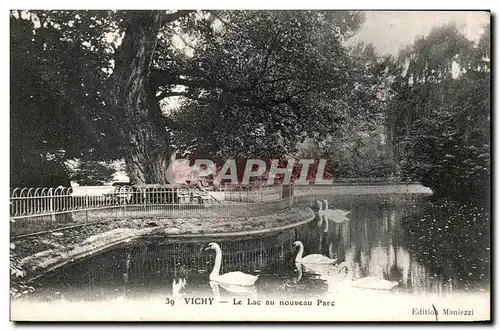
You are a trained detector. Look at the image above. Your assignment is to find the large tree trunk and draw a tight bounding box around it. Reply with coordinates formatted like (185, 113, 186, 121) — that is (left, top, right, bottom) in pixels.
(108, 11, 171, 185)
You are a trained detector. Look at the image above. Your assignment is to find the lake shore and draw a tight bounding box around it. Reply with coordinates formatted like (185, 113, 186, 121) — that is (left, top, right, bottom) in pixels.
(10, 183, 434, 297)
(10, 206, 315, 295)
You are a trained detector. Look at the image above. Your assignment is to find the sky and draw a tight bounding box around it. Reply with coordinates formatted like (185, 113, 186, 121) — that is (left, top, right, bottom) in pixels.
(347, 11, 490, 56)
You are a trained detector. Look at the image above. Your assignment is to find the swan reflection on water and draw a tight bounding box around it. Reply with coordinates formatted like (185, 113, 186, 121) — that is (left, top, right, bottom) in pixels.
(172, 278, 186, 300)
(336, 261, 399, 290)
(209, 281, 258, 301)
(281, 262, 303, 289)
(316, 200, 350, 234)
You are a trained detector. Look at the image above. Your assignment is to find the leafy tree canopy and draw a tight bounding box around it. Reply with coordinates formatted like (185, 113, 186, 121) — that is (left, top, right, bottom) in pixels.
(387, 23, 490, 202)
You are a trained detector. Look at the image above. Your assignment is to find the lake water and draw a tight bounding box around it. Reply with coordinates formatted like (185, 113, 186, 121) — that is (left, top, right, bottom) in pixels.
(23, 195, 490, 306)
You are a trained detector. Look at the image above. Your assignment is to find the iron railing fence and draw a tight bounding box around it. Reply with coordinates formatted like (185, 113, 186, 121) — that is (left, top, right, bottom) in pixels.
(10, 184, 294, 237)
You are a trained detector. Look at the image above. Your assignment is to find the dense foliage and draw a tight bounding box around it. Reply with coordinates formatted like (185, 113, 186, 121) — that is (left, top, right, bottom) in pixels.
(167, 11, 372, 159)
(10, 11, 490, 198)
(387, 23, 490, 203)
(10, 10, 120, 187)
(10, 10, 384, 185)
(67, 160, 116, 185)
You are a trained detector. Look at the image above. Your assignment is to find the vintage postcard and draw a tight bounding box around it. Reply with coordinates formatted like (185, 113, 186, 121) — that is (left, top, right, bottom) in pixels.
(9, 9, 490, 322)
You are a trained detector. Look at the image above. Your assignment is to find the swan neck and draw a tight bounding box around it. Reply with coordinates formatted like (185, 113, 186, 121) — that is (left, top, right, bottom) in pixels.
(295, 243, 304, 262)
(317, 201, 322, 211)
(295, 262, 303, 281)
(324, 200, 329, 210)
(211, 247, 222, 278)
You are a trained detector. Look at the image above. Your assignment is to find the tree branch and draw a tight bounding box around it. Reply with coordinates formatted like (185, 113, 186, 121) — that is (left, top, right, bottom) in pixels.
(150, 68, 251, 94)
(161, 10, 195, 25)
(159, 91, 221, 104)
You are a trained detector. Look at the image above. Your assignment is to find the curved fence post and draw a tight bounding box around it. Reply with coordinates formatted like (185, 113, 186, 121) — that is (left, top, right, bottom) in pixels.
(49, 188, 55, 224)
(85, 186, 89, 224)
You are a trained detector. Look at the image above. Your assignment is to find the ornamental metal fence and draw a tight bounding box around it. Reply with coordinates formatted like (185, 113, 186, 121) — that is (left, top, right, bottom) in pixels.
(10, 184, 294, 237)
(10, 181, 429, 237)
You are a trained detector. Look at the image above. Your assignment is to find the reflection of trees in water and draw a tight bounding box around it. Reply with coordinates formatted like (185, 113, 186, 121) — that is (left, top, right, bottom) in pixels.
(401, 199, 490, 292)
(28, 196, 488, 303)
(408, 259, 451, 295)
(316, 197, 486, 295)
(256, 271, 329, 300)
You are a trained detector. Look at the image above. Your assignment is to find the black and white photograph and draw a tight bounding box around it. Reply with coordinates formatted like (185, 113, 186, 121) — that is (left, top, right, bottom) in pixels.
(8, 9, 491, 321)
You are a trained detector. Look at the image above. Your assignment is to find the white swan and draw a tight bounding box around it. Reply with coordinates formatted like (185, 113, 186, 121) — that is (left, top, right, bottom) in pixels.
(293, 241, 337, 264)
(294, 262, 303, 282)
(205, 243, 259, 286)
(319, 200, 350, 223)
(337, 262, 399, 290)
